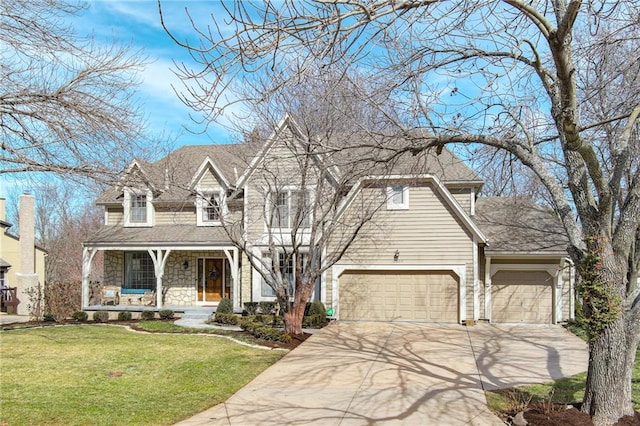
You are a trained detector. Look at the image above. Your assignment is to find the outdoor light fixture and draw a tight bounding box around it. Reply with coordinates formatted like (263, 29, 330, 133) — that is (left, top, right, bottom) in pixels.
(394, 250, 400, 262)
(182, 260, 189, 270)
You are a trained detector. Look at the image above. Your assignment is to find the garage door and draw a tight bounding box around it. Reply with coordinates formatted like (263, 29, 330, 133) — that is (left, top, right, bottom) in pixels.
(492, 270, 553, 323)
(339, 270, 458, 322)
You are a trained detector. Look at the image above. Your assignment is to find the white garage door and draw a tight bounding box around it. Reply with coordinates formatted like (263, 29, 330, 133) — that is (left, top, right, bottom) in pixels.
(492, 270, 553, 323)
(339, 270, 459, 322)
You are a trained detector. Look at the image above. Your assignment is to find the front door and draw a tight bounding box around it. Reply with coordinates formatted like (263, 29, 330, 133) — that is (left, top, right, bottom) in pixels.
(198, 258, 224, 303)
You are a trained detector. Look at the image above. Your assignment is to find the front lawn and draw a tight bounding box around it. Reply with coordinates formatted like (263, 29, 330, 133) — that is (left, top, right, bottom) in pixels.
(0, 324, 285, 425)
(486, 346, 640, 414)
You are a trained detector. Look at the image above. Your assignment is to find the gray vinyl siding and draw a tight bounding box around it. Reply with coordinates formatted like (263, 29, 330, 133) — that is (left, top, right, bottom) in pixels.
(107, 208, 124, 225)
(331, 182, 475, 320)
(448, 187, 472, 216)
(243, 127, 323, 242)
(338, 185, 473, 264)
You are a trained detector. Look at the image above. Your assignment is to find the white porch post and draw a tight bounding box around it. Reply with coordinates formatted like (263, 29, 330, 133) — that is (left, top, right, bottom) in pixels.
(148, 249, 171, 308)
(82, 247, 98, 308)
(484, 255, 492, 322)
(473, 237, 479, 321)
(223, 248, 240, 310)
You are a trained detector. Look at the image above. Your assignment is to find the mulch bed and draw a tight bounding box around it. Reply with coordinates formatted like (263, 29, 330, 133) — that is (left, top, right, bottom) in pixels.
(502, 404, 640, 426)
(1, 319, 312, 351)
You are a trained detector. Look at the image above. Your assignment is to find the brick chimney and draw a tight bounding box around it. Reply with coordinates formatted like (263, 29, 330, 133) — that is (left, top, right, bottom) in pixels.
(0, 197, 6, 222)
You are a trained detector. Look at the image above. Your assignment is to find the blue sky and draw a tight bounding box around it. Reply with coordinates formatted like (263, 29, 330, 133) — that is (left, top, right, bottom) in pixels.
(1, 1, 234, 200)
(79, 0, 235, 145)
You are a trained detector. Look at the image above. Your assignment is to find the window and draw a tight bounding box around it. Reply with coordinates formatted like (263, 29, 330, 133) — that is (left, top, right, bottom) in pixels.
(197, 191, 225, 226)
(260, 252, 309, 298)
(124, 251, 155, 290)
(124, 189, 153, 227)
(387, 185, 409, 210)
(270, 189, 311, 229)
(130, 194, 147, 223)
(203, 193, 221, 222)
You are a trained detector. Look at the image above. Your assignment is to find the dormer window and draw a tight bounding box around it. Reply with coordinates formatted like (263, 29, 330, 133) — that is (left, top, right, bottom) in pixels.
(130, 194, 147, 223)
(197, 190, 226, 226)
(124, 188, 154, 227)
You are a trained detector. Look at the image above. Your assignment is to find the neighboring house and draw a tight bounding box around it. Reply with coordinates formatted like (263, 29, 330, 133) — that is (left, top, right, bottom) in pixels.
(82, 115, 574, 324)
(0, 194, 47, 315)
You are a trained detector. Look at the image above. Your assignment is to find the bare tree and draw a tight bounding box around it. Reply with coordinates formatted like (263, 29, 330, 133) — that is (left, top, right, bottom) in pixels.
(162, 1, 640, 423)
(201, 67, 402, 335)
(1, 0, 150, 181)
(35, 183, 104, 284)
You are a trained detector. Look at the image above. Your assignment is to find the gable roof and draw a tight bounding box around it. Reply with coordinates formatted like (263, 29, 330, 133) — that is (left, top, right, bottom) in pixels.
(474, 197, 569, 256)
(97, 117, 484, 205)
(96, 143, 256, 205)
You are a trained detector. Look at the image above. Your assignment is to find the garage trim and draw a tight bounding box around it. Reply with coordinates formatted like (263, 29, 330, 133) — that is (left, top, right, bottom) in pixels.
(332, 264, 467, 323)
(487, 263, 561, 323)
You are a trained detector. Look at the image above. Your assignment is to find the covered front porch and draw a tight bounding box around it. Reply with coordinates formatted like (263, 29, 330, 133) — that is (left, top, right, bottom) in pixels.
(81, 244, 241, 311)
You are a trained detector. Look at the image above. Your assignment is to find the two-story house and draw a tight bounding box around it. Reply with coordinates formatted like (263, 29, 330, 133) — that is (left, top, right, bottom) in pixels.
(82, 115, 574, 324)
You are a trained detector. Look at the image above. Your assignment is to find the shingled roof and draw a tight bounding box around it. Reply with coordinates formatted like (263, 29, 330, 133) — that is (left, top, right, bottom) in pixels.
(474, 197, 569, 255)
(96, 143, 256, 205)
(84, 224, 232, 246)
(97, 121, 483, 206)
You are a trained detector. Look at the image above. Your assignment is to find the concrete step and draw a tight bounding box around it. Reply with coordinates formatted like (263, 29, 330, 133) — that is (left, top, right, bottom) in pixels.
(181, 309, 215, 320)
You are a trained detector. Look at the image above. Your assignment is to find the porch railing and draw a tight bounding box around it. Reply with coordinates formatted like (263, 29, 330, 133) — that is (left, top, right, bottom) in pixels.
(0, 287, 19, 314)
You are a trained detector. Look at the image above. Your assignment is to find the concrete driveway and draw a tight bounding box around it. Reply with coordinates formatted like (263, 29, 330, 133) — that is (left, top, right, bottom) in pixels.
(175, 322, 588, 426)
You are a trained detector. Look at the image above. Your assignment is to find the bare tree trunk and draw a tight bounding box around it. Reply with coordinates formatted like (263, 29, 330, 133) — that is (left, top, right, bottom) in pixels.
(283, 305, 305, 336)
(282, 283, 313, 336)
(583, 312, 639, 426)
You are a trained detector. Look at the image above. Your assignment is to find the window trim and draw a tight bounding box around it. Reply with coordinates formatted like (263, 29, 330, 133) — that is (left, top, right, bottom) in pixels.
(252, 248, 320, 302)
(386, 185, 409, 210)
(266, 187, 313, 231)
(196, 189, 226, 227)
(124, 188, 154, 227)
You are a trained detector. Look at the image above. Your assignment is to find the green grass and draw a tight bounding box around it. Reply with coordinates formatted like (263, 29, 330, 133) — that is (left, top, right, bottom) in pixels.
(0, 324, 284, 425)
(486, 346, 640, 413)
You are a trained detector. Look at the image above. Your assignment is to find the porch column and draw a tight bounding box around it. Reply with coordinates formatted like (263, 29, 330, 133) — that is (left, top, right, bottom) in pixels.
(223, 248, 240, 310)
(82, 247, 98, 308)
(484, 255, 492, 321)
(148, 249, 171, 308)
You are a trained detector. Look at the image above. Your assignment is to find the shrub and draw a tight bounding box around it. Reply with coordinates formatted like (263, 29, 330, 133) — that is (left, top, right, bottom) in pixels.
(117, 311, 132, 321)
(217, 297, 234, 314)
(158, 309, 174, 320)
(215, 313, 239, 325)
(258, 301, 277, 314)
(308, 301, 327, 318)
(71, 311, 88, 322)
(93, 311, 109, 322)
(140, 310, 155, 320)
(42, 313, 56, 322)
(279, 333, 292, 344)
(244, 302, 258, 315)
(44, 281, 81, 322)
(303, 314, 328, 328)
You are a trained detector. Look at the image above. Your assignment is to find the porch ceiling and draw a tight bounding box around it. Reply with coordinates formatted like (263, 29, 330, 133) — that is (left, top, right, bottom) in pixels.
(84, 224, 233, 247)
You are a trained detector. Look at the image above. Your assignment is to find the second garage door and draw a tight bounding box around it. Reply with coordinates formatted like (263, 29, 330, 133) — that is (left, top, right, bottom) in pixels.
(339, 270, 459, 322)
(491, 270, 553, 323)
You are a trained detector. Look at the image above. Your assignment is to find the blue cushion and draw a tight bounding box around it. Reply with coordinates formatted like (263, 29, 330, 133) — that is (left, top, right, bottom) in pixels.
(121, 288, 151, 295)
